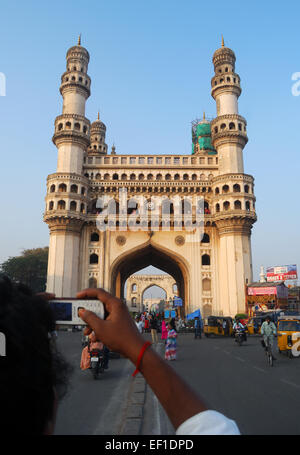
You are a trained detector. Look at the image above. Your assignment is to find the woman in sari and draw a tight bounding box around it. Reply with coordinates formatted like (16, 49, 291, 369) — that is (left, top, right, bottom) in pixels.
(165, 319, 177, 361)
(161, 320, 168, 343)
(80, 331, 103, 370)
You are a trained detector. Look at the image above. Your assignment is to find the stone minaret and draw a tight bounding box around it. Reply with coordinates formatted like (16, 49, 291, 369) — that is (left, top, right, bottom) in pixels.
(211, 38, 257, 316)
(44, 37, 91, 296)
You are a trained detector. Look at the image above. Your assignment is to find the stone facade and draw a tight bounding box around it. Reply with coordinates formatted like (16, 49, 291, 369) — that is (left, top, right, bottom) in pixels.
(126, 274, 177, 312)
(44, 39, 257, 318)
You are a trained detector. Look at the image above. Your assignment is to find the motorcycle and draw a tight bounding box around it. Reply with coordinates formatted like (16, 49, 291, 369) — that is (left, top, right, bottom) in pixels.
(234, 329, 247, 346)
(90, 346, 105, 379)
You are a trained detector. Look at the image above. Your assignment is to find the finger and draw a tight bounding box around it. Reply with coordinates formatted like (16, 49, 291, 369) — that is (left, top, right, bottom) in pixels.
(79, 308, 105, 334)
(77, 288, 123, 312)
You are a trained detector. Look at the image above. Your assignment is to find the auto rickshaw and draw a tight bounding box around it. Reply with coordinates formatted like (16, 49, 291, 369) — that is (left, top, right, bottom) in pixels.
(204, 316, 233, 337)
(247, 316, 264, 335)
(277, 316, 300, 358)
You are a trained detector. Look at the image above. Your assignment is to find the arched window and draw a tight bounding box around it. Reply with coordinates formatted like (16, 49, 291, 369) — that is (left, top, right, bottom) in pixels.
(220, 123, 226, 130)
(156, 174, 162, 181)
(174, 174, 180, 181)
(139, 174, 145, 181)
(229, 122, 235, 130)
(222, 185, 229, 193)
(204, 201, 210, 214)
(89, 277, 97, 288)
(58, 183, 67, 192)
(112, 173, 119, 180)
(81, 187, 86, 195)
(202, 254, 210, 266)
(104, 173, 110, 180)
(202, 278, 211, 291)
(165, 174, 171, 181)
(90, 254, 99, 265)
(246, 201, 251, 211)
(49, 201, 54, 211)
(58, 123, 63, 131)
(91, 232, 99, 242)
(74, 122, 80, 131)
(65, 122, 71, 129)
(95, 173, 101, 180)
(201, 233, 210, 243)
(216, 203, 220, 213)
(70, 201, 77, 211)
(223, 201, 230, 211)
(215, 187, 220, 194)
(58, 200, 66, 210)
(244, 185, 249, 193)
(234, 200, 242, 210)
(121, 174, 127, 180)
(183, 174, 189, 181)
(172, 283, 178, 294)
(130, 174, 136, 181)
(147, 174, 154, 181)
(50, 185, 56, 193)
(192, 174, 197, 181)
(70, 184, 78, 193)
(132, 283, 137, 292)
(80, 203, 85, 213)
(233, 184, 241, 193)
(131, 297, 137, 307)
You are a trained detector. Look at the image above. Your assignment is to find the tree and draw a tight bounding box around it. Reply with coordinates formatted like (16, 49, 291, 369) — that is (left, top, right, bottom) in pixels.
(0, 247, 49, 293)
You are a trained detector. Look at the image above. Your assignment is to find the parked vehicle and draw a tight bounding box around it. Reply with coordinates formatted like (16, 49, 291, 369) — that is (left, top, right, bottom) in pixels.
(277, 316, 300, 358)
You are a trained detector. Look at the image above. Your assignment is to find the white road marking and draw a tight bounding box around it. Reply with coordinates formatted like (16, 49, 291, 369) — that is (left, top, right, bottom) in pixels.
(252, 366, 266, 373)
(280, 379, 300, 389)
(223, 350, 230, 355)
(234, 356, 245, 363)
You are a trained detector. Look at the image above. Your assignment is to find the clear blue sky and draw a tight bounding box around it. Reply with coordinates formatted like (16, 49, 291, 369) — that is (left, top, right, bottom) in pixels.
(0, 0, 299, 283)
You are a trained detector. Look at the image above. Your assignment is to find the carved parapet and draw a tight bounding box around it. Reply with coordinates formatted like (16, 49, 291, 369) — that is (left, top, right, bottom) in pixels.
(215, 212, 256, 236)
(44, 216, 85, 235)
(211, 114, 248, 148)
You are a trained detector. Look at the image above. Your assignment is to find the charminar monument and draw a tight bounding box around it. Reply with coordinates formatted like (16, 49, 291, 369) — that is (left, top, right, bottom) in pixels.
(44, 36, 257, 318)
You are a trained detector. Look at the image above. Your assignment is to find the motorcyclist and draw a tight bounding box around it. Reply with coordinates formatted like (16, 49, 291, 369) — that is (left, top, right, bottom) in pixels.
(260, 316, 277, 360)
(233, 319, 247, 342)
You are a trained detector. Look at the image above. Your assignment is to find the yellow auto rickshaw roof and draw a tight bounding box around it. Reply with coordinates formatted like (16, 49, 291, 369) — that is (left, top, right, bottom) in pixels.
(278, 316, 300, 321)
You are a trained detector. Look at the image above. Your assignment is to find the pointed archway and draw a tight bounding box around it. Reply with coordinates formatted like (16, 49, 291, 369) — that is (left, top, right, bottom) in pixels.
(110, 243, 189, 315)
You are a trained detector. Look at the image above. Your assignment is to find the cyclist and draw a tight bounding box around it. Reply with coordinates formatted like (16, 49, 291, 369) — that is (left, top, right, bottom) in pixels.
(261, 316, 277, 360)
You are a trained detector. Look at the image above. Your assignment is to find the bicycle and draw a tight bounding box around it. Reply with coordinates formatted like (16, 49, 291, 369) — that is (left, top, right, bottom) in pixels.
(262, 337, 274, 367)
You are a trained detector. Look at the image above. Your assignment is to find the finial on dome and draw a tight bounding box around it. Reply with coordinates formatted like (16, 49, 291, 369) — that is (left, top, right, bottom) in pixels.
(97, 111, 100, 121)
(78, 34, 81, 46)
(203, 112, 206, 121)
(222, 35, 224, 47)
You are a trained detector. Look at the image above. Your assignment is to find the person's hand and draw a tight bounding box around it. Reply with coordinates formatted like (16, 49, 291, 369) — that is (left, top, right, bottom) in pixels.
(77, 288, 145, 363)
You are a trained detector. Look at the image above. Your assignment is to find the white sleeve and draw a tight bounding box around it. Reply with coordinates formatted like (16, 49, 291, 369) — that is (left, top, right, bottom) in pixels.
(176, 410, 240, 435)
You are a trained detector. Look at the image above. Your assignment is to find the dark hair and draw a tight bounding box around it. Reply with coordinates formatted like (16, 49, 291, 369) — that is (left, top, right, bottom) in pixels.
(0, 276, 72, 434)
(169, 318, 177, 331)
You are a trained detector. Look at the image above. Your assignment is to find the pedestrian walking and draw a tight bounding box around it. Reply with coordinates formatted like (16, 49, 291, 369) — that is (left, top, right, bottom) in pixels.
(135, 316, 143, 334)
(150, 315, 158, 344)
(161, 319, 168, 343)
(165, 319, 177, 361)
(194, 317, 202, 339)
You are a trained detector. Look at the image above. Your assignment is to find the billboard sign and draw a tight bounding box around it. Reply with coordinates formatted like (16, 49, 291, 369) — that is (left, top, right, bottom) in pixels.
(266, 265, 298, 282)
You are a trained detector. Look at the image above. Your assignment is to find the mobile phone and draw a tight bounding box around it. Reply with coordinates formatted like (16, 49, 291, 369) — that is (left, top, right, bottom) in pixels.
(49, 299, 105, 325)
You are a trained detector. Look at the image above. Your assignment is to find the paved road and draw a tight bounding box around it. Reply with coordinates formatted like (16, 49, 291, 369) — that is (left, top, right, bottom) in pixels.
(54, 331, 300, 435)
(54, 331, 133, 435)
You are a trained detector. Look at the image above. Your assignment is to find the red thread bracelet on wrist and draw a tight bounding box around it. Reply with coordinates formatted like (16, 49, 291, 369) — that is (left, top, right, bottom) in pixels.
(132, 341, 152, 377)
